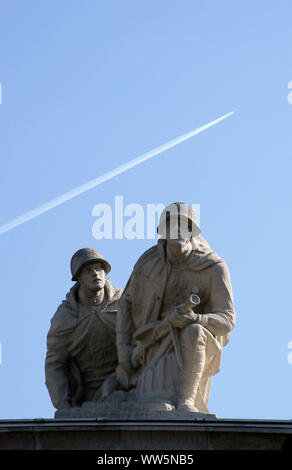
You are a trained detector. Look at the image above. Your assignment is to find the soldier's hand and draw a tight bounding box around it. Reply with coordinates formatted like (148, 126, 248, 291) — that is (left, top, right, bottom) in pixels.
(168, 308, 197, 329)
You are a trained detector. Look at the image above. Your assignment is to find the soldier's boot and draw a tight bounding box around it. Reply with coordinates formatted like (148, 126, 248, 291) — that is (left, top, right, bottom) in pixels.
(176, 324, 206, 412)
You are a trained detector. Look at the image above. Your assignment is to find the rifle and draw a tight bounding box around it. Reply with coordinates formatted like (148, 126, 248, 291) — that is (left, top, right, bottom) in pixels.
(132, 294, 200, 370)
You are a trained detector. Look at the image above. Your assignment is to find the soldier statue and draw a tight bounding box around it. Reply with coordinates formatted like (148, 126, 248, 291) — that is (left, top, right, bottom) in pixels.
(45, 248, 122, 410)
(116, 202, 235, 413)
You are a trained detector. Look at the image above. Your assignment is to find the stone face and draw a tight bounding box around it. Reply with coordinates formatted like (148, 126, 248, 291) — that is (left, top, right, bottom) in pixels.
(45, 248, 122, 410)
(116, 202, 236, 415)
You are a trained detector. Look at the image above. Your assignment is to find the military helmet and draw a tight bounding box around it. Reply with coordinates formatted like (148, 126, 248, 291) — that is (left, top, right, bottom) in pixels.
(70, 248, 111, 281)
(157, 202, 200, 238)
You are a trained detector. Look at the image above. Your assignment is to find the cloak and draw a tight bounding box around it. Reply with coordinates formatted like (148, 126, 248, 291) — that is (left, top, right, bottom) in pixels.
(45, 279, 122, 408)
(116, 236, 235, 411)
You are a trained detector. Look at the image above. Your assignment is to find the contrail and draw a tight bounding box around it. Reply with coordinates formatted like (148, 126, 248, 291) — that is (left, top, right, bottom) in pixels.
(0, 110, 235, 235)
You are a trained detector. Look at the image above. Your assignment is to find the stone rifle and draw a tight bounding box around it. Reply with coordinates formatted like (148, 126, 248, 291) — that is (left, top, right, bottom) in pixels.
(132, 294, 201, 371)
(116, 294, 201, 390)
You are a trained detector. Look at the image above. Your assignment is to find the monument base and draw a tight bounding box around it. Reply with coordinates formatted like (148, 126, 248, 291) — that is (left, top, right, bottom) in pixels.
(54, 394, 217, 420)
(0, 417, 291, 450)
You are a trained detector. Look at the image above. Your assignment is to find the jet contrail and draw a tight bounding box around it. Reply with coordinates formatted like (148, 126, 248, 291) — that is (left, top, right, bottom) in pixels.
(0, 110, 235, 235)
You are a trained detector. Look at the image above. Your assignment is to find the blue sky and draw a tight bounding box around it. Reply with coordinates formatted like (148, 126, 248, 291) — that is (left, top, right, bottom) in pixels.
(0, 0, 292, 420)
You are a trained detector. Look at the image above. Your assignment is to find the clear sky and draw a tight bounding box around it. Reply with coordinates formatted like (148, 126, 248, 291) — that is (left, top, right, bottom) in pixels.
(0, 0, 292, 420)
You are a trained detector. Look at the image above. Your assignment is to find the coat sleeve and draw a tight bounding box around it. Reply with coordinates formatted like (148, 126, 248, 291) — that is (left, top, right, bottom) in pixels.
(116, 274, 136, 368)
(45, 314, 71, 409)
(196, 262, 236, 337)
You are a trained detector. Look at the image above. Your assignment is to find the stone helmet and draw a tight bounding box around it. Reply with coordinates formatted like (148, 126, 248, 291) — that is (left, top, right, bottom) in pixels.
(70, 248, 111, 281)
(157, 202, 200, 238)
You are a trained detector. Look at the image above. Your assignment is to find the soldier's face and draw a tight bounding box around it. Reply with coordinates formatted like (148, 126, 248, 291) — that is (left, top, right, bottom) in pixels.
(78, 261, 106, 291)
(166, 219, 192, 257)
(165, 219, 193, 256)
(166, 237, 192, 256)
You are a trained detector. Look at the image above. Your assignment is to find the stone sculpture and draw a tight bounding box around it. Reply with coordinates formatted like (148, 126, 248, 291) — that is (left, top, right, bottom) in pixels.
(116, 202, 235, 413)
(45, 248, 122, 410)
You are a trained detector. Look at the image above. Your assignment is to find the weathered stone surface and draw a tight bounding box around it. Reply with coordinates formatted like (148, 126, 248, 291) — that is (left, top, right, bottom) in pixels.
(54, 391, 217, 420)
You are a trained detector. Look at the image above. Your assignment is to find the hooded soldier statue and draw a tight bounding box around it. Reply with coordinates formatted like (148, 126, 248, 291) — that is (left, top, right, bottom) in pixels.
(45, 248, 122, 410)
(116, 202, 235, 413)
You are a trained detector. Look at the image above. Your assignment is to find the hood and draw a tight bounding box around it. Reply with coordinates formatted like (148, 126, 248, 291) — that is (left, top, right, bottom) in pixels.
(63, 278, 120, 314)
(134, 236, 222, 277)
(48, 278, 122, 337)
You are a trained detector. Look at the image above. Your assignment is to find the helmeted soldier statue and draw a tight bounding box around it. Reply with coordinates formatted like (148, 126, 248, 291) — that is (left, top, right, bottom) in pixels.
(45, 248, 122, 410)
(116, 202, 235, 413)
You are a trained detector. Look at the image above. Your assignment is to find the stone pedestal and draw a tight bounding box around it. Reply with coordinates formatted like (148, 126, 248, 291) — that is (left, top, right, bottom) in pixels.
(0, 417, 291, 450)
(54, 396, 217, 420)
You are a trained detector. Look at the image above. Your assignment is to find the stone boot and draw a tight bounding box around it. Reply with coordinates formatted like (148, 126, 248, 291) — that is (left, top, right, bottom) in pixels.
(176, 324, 206, 412)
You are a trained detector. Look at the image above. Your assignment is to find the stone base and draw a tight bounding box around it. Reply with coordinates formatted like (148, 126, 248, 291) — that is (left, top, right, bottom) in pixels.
(55, 391, 216, 420)
(0, 417, 291, 450)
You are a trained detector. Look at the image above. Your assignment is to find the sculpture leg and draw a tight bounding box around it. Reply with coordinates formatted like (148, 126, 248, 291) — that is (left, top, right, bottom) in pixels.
(176, 323, 207, 411)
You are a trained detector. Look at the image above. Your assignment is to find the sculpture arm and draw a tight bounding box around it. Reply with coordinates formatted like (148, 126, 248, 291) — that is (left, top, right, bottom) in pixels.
(195, 262, 236, 337)
(45, 333, 71, 409)
(116, 275, 136, 372)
